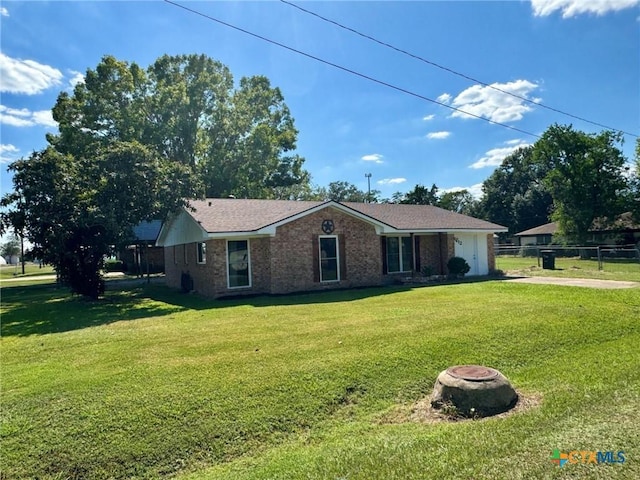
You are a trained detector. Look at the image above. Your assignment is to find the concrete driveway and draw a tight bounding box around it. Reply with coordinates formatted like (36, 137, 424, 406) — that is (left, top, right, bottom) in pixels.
(503, 276, 639, 289)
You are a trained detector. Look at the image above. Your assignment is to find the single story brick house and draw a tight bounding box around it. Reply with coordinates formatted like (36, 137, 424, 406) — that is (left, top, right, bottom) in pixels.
(156, 199, 507, 298)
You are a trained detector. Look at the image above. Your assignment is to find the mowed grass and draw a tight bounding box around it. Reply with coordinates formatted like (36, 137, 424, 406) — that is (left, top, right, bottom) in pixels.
(497, 255, 640, 282)
(1, 280, 639, 479)
(0, 264, 55, 279)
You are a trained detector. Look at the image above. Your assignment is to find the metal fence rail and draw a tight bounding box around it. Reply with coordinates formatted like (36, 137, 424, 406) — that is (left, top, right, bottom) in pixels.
(495, 244, 640, 270)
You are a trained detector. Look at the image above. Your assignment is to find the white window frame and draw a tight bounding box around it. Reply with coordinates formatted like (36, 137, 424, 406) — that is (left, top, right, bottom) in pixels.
(386, 236, 413, 273)
(197, 242, 207, 264)
(319, 235, 340, 283)
(226, 239, 251, 289)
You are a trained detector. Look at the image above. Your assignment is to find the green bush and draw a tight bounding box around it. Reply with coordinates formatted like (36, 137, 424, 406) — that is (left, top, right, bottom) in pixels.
(104, 260, 125, 273)
(447, 256, 470, 276)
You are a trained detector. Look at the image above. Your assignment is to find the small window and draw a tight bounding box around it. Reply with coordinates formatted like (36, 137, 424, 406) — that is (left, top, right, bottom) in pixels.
(183, 244, 188, 264)
(319, 236, 339, 282)
(197, 242, 207, 264)
(173, 245, 178, 264)
(386, 236, 413, 273)
(227, 240, 250, 288)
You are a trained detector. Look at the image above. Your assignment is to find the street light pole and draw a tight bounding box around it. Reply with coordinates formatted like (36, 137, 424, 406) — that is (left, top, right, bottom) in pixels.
(365, 173, 372, 203)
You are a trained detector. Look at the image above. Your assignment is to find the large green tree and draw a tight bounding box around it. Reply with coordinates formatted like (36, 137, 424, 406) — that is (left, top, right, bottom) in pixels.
(476, 146, 552, 235)
(2, 54, 309, 298)
(2, 143, 188, 298)
(399, 183, 440, 205)
(534, 125, 629, 243)
(310, 181, 380, 203)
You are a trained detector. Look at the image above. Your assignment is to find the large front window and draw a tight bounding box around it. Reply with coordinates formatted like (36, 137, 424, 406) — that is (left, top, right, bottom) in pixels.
(319, 236, 339, 282)
(386, 236, 413, 273)
(227, 240, 250, 288)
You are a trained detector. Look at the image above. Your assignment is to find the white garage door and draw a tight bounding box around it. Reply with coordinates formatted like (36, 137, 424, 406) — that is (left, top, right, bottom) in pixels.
(454, 233, 488, 276)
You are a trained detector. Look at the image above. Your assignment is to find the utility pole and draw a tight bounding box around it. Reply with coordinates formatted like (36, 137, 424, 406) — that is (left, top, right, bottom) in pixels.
(365, 173, 372, 203)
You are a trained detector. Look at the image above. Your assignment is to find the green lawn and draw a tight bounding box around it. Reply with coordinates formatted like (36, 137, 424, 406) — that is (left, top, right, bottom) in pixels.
(497, 255, 640, 282)
(0, 263, 55, 279)
(1, 281, 638, 479)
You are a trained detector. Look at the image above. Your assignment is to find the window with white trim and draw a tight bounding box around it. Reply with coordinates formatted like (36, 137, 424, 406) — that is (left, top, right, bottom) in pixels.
(319, 236, 339, 282)
(386, 236, 413, 273)
(197, 242, 207, 264)
(227, 240, 251, 288)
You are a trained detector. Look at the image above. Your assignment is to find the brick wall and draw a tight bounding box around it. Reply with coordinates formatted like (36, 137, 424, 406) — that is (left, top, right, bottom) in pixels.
(163, 206, 385, 298)
(163, 209, 481, 298)
(418, 234, 443, 275)
(269, 207, 382, 294)
(487, 233, 496, 271)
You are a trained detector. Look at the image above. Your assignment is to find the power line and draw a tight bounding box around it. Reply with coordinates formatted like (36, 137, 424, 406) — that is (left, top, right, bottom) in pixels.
(281, 0, 638, 139)
(164, 0, 541, 139)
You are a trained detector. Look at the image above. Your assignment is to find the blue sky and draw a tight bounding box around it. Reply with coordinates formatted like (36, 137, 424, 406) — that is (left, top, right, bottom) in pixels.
(1, 0, 639, 201)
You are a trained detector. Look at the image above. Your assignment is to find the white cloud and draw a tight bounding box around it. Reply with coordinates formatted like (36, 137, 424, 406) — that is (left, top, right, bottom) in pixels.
(436, 93, 452, 104)
(422, 114, 435, 121)
(444, 183, 484, 199)
(377, 178, 407, 185)
(469, 140, 532, 169)
(450, 80, 539, 123)
(0, 105, 58, 128)
(361, 153, 384, 164)
(31, 110, 57, 127)
(0, 144, 19, 164)
(1, 7, 9, 16)
(0, 53, 63, 95)
(426, 131, 451, 140)
(68, 70, 85, 88)
(531, 0, 639, 18)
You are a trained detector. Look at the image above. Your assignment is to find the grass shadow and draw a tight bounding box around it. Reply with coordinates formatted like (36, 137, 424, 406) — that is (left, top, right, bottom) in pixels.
(1, 276, 503, 338)
(0, 284, 187, 337)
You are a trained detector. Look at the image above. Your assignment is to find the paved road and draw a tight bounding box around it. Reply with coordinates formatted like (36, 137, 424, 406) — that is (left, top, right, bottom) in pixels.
(503, 276, 639, 289)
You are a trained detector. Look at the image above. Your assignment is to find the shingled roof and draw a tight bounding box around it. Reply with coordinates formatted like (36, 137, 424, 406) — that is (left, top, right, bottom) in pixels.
(343, 202, 505, 231)
(514, 222, 557, 237)
(186, 198, 506, 233)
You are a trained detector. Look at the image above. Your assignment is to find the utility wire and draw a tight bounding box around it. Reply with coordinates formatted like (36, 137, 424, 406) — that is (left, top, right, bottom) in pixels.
(281, 0, 638, 139)
(164, 0, 540, 139)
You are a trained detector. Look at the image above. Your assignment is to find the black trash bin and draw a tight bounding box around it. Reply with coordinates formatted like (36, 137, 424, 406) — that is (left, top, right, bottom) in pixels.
(541, 250, 555, 270)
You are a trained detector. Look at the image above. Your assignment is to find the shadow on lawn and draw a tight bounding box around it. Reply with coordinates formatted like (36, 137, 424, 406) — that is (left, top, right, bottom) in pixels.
(0, 284, 189, 337)
(1, 276, 499, 337)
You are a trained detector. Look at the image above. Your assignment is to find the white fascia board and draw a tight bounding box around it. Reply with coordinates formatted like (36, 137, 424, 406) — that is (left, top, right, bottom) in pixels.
(324, 202, 392, 232)
(383, 227, 509, 235)
(205, 232, 273, 240)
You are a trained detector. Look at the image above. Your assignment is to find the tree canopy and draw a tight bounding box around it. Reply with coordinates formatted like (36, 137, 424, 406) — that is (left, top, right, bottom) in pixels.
(476, 124, 633, 243)
(392, 183, 477, 215)
(1, 54, 310, 298)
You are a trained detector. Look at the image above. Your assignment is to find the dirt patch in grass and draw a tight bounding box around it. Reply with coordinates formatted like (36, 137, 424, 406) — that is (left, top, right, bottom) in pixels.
(377, 390, 542, 425)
